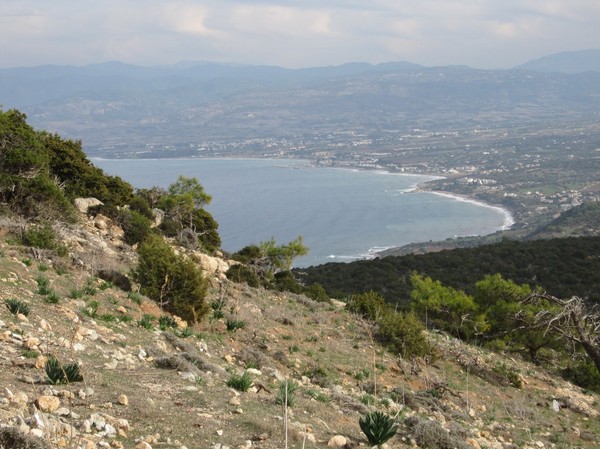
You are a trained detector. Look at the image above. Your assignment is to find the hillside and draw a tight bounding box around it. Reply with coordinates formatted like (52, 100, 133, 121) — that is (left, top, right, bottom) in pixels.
(1, 211, 599, 449)
(1, 107, 600, 449)
(297, 236, 600, 305)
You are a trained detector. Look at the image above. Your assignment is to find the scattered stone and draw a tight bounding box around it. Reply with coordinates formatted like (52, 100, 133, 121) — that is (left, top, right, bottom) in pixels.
(245, 368, 262, 376)
(117, 394, 129, 406)
(23, 336, 41, 348)
(550, 399, 560, 412)
(135, 442, 152, 449)
(217, 430, 224, 436)
(36, 395, 61, 413)
(229, 397, 241, 406)
(467, 438, 482, 449)
(328, 435, 347, 448)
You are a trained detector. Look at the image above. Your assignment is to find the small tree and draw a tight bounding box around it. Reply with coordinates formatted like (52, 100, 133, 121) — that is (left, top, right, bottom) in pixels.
(524, 293, 600, 374)
(133, 235, 209, 323)
(411, 273, 480, 339)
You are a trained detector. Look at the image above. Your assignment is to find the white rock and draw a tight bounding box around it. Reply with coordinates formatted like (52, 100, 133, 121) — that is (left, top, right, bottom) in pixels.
(74, 197, 103, 214)
(245, 368, 262, 376)
(30, 428, 44, 438)
(328, 435, 347, 448)
(217, 430, 224, 436)
(551, 399, 560, 412)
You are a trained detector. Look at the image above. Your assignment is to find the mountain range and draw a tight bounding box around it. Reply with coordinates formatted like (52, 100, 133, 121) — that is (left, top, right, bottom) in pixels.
(1, 49, 599, 153)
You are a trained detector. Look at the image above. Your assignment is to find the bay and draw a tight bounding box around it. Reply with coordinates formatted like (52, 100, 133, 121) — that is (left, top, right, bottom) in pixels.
(92, 158, 512, 267)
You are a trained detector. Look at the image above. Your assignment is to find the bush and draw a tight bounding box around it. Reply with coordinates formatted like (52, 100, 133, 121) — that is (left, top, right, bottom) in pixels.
(133, 235, 209, 323)
(347, 291, 387, 321)
(97, 269, 132, 292)
(5, 299, 30, 316)
(119, 209, 154, 245)
(36, 275, 51, 295)
(21, 223, 67, 255)
(359, 411, 398, 447)
(304, 283, 329, 302)
(45, 357, 83, 384)
(273, 270, 304, 294)
(225, 265, 261, 288)
(376, 311, 432, 359)
(226, 372, 253, 392)
(129, 195, 154, 219)
(159, 315, 178, 330)
(276, 380, 299, 407)
(562, 359, 600, 393)
(406, 416, 471, 449)
(226, 318, 246, 332)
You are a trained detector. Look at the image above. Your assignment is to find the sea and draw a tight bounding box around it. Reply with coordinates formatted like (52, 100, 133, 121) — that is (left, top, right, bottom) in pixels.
(92, 158, 513, 267)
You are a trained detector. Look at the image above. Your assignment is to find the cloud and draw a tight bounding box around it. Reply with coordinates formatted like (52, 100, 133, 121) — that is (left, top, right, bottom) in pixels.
(0, 0, 599, 68)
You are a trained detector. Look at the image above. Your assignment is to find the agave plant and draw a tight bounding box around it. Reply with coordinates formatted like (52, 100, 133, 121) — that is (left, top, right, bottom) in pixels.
(45, 357, 83, 385)
(359, 411, 398, 447)
(5, 298, 30, 316)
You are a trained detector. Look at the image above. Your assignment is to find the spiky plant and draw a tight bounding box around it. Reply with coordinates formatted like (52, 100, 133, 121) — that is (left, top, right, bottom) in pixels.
(359, 411, 398, 447)
(276, 379, 299, 407)
(45, 357, 83, 385)
(5, 299, 30, 316)
(226, 371, 253, 392)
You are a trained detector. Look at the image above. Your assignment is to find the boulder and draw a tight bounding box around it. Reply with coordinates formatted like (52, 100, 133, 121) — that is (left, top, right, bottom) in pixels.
(74, 198, 103, 214)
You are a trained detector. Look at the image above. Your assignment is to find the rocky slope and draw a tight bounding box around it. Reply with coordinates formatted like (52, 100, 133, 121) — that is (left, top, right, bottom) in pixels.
(0, 210, 599, 449)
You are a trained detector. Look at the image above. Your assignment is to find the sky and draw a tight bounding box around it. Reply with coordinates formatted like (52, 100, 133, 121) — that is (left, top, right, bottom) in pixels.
(1, 0, 599, 69)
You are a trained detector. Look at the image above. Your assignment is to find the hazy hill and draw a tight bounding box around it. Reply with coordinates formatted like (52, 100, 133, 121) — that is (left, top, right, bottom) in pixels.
(516, 49, 600, 73)
(2, 58, 600, 153)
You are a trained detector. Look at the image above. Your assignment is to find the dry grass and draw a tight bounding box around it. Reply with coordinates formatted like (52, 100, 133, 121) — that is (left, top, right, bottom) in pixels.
(0, 230, 599, 449)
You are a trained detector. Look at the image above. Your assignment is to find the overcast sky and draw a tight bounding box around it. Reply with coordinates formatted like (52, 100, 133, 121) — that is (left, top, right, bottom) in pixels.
(1, 1, 599, 69)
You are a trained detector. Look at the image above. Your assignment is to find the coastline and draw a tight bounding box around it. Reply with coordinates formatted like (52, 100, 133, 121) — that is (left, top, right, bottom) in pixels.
(92, 155, 517, 261)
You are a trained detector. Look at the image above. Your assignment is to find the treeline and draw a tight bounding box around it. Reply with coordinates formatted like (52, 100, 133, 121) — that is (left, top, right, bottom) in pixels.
(295, 236, 600, 305)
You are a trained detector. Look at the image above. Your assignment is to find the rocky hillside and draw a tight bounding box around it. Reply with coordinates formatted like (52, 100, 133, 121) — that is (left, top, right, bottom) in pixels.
(0, 210, 599, 449)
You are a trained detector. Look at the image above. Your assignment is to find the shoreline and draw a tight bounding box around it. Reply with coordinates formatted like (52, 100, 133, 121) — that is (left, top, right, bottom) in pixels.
(92, 155, 517, 260)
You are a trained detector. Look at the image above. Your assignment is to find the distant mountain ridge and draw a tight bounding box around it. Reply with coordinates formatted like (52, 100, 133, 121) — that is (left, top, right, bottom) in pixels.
(515, 49, 600, 73)
(1, 52, 600, 153)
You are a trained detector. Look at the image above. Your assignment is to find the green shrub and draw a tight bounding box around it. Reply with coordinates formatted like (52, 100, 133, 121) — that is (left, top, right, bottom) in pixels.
(36, 275, 51, 295)
(98, 280, 113, 291)
(22, 223, 59, 250)
(129, 195, 154, 219)
(159, 315, 178, 330)
(276, 380, 299, 407)
(303, 283, 329, 302)
(133, 235, 209, 324)
(45, 357, 83, 384)
(81, 301, 99, 318)
(226, 318, 246, 332)
(138, 314, 155, 330)
(492, 362, 523, 388)
(21, 349, 39, 359)
(273, 270, 304, 294)
(562, 359, 600, 393)
(376, 311, 432, 359)
(119, 209, 154, 245)
(226, 372, 253, 392)
(5, 299, 30, 316)
(225, 265, 261, 288)
(347, 291, 387, 321)
(359, 411, 398, 447)
(70, 288, 84, 299)
(128, 291, 143, 305)
(45, 290, 60, 304)
(83, 279, 97, 296)
(176, 326, 194, 338)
